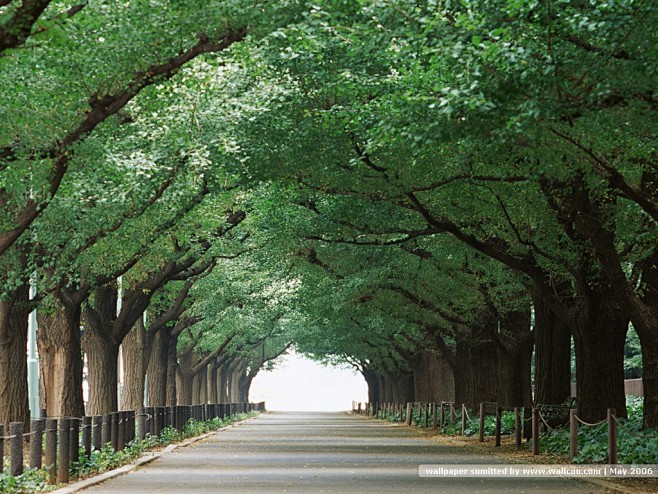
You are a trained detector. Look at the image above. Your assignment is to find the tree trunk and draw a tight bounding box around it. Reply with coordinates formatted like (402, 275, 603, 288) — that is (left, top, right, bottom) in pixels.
(176, 351, 194, 405)
(571, 283, 628, 422)
(362, 368, 379, 404)
(121, 318, 147, 411)
(532, 293, 572, 404)
(0, 284, 30, 427)
(411, 350, 454, 403)
(218, 364, 229, 403)
(207, 363, 217, 403)
(83, 328, 120, 415)
(147, 328, 169, 407)
(37, 296, 85, 418)
(166, 333, 178, 406)
(494, 309, 534, 408)
(453, 339, 497, 406)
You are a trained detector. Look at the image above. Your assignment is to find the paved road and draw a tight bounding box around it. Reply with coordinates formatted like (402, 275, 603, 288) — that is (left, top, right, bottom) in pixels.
(81, 412, 604, 493)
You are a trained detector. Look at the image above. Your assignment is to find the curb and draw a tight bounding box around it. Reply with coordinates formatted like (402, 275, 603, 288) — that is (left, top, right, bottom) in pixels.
(50, 414, 261, 494)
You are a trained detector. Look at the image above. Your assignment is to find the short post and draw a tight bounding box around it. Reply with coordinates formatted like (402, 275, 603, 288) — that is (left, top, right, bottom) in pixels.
(82, 416, 92, 457)
(514, 407, 522, 448)
(92, 415, 103, 451)
(569, 408, 578, 461)
(0, 424, 4, 469)
(416, 402, 421, 425)
(69, 417, 80, 464)
(111, 412, 119, 450)
(424, 403, 429, 427)
(10, 422, 24, 476)
(479, 403, 485, 442)
(461, 404, 467, 436)
(138, 407, 147, 440)
(531, 408, 539, 455)
(432, 403, 438, 430)
(58, 417, 70, 484)
(45, 418, 58, 485)
(495, 407, 502, 447)
(30, 418, 45, 469)
(102, 413, 111, 448)
(117, 411, 126, 451)
(608, 408, 617, 465)
(405, 402, 413, 426)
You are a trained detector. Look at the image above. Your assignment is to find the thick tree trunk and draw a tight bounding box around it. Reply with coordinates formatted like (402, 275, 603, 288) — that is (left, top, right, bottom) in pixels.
(218, 364, 229, 403)
(0, 284, 31, 427)
(532, 293, 571, 404)
(494, 309, 534, 408)
(37, 297, 85, 417)
(207, 363, 217, 403)
(176, 351, 194, 405)
(147, 328, 169, 406)
(571, 284, 628, 422)
(166, 333, 178, 406)
(121, 318, 147, 411)
(83, 328, 120, 415)
(453, 339, 497, 406)
(363, 368, 379, 404)
(411, 350, 454, 402)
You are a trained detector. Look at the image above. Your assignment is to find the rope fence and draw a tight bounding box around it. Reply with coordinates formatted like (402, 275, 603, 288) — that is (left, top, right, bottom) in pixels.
(354, 401, 655, 465)
(0, 401, 265, 484)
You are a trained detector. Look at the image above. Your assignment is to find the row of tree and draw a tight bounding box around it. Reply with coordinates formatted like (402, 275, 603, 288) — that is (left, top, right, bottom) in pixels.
(1, 1, 656, 431)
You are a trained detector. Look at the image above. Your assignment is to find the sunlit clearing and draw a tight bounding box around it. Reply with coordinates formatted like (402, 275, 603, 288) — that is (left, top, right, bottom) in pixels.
(249, 352, 368, 411)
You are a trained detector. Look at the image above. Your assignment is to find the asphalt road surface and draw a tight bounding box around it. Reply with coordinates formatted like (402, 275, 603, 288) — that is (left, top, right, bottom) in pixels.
(80, 411, 605, 493)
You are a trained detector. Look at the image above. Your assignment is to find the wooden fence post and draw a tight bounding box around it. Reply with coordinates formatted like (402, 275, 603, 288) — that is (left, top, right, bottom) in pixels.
(405, 402, 413, 426)
(111, 412, 119, 451)
(45, 418, 58, 485)
(440, 402, 446, 428)
(0, 424, 4, 470)
(479, 403, 485, 442)
(531, 408, 539, 456)
(102, 413, 111, 448)
(514, 407, 521, 448)
(138, 407, 147, 440)
(10, 422, 23, 476)
(569, 408, 578, 461)
(69, 417, 80, 464)
(30, 418, 45, 469)
(495, 407, 502, 447)
(608, 408, 617, 465)
(461, 404, 467, 436)
(82, 416, 92, 458)
(58, 417, 70, 484)
(92, 415, 102, 451)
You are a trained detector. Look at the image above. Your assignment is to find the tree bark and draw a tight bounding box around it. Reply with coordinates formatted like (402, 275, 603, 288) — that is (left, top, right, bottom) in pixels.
(147, 328, 169, 406)
(453, 338, 498, 406)
(362, 368, 379, 404)
(83, 328, 120, 415)
(36, 296, 85, 417)
(176, 350, 195, 405)
(0, 284, 31, 427)
(121, 318, 147, 411)
(570, 282, 628, 422)
(493, 309, 534, 408)
(166, 333, 178, 406)
(532, 293, 572, 404)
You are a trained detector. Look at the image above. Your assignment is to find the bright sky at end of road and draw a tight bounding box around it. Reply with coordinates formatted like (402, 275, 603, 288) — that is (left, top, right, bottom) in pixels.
(249, 352, 368, 411)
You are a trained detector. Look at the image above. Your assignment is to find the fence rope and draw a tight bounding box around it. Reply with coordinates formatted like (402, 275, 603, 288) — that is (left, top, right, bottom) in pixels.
(463, 407, 472, 422)
(613, 417, 658, 439)
(537, 411, 558, 432)
(574, 415, 607, 427)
